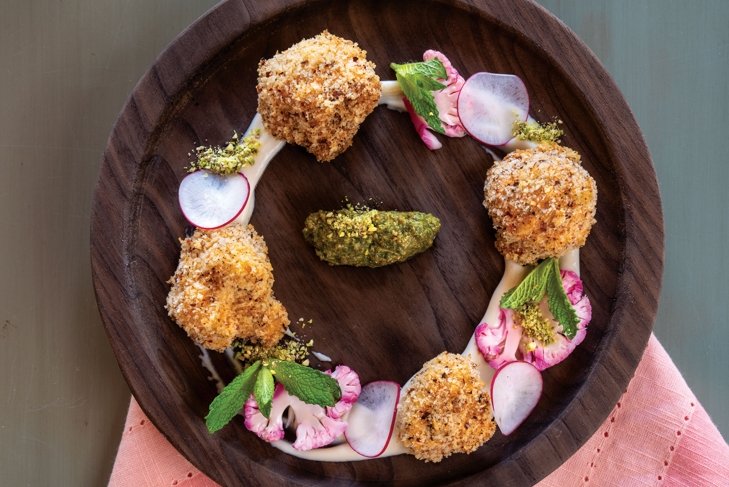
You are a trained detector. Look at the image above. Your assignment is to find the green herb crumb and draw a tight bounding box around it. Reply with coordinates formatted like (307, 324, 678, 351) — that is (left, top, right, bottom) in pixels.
(515, 302, 555, 346)
(234, 331, 312, 365)
(512, 119, 563, 143)
(189, 129, 261, 175)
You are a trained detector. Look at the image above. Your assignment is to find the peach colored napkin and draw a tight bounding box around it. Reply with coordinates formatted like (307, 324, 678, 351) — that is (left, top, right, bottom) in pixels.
(108, 334, 729, 486)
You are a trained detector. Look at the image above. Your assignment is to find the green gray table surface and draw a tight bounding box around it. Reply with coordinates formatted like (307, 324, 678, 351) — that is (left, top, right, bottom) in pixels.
(1, 0, 726, 485)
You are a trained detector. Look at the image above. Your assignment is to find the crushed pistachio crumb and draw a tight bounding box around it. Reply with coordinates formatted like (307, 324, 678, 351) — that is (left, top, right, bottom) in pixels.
(325, 204, 380, 240)
(512, 119, 563, 143)
(188, 129, 261, 175)
(233, 329, 312, 365)
(296, 317, 315, 328)
(515, 303, 555, 345)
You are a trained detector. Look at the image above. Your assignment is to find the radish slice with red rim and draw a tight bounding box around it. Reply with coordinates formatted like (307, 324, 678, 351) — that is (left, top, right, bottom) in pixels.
(178, 170, 250, 230)
(490, 361, 542, 436)
(344, 381, 400, 458)
(457, 72, 530, 146)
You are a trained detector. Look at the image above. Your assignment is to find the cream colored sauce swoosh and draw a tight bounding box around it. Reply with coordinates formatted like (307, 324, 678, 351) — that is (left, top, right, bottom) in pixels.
(198, 101, 583, 462)
(234, 113, 285, 226)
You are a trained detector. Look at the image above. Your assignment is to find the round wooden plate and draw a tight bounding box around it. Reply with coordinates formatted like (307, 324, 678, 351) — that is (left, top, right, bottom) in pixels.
(91, 0, 663, 484)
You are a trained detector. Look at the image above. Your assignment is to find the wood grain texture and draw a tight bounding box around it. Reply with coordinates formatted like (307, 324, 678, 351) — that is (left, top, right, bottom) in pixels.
(90, 0, 663, 485)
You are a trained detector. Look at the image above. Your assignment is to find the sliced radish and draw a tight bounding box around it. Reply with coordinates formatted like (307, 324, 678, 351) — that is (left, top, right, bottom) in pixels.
(178, 170, 250, 230)
(457, 72, 529, 146)
(344, 381, 400, 458)
(490, 361, 542, 436)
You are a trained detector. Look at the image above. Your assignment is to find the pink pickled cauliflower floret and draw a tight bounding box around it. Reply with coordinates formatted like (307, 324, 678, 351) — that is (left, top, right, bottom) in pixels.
(243, 385, 287, 442)
(325, 365, 361, 419)
(475, 270, 591, 371)
(422, 50, 467, 138)
(404, 98, 443, 150)
(404, 50, 466, 150)
(243, 365, 361, 451)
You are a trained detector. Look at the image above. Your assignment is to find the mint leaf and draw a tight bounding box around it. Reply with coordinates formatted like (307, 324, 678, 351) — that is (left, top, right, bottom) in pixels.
(391, 60, 446, 134)
(270, 360, 341, 407)
(392, 59, 447, 80)
(500, 258, 552, 309)
(205, 360, 261, 433)
(254, 366, 275, 418)
(500, 258, 580, 339)
(394, 71, 443, 132)
(546, 263, 580, 339)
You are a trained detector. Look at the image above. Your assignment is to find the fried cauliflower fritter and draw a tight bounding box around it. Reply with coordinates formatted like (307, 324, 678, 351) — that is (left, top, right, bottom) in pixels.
(397, 352, 496, 463)
(256, 31, 381, 162)
(166, 223, 288, 351)
(484, 143, 597, 265)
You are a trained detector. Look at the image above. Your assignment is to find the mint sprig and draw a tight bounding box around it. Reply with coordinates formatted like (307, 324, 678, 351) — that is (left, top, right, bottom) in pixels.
(391, 59, 447, 134)
(270, 360, 341, 407)
(500, 258, 580, 339)
(205, 358, 342, 433)
(205, 360, 261, 433)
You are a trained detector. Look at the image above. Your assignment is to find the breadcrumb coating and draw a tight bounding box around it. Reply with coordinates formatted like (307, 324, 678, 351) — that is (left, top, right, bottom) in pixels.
(166, 223, 289, 351)
(484, 143, 597, 265)
(396, 352, 496, 463)
(256, 31, 381, 162)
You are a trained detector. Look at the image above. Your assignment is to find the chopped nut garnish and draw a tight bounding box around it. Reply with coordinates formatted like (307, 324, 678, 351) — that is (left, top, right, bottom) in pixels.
(512, 119, 563, 143)
(188, 130, 261, 174)
(234, 332, 311, 365)
(516, 303, 556, 345)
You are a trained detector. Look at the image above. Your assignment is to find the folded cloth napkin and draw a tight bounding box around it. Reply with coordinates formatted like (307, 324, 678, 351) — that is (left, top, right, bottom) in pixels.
(108, 334, 729, 486)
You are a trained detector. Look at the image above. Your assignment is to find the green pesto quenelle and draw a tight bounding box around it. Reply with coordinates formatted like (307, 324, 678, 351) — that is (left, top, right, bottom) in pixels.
(303, 205, 441, 267)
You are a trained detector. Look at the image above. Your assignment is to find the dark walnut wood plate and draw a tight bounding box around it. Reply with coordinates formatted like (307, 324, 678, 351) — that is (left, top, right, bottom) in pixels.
(90, 0, 663, 485)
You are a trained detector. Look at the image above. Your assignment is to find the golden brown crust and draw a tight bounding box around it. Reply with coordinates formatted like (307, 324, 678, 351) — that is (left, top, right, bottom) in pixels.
(256, 31, 381, 162)
(165, 223, 288, 351)
(483, 143, 597, 265)
(396, 352, 496, 463)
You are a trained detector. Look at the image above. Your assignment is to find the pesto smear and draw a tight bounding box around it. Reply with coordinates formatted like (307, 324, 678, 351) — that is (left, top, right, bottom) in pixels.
(303, 205, 441, 267)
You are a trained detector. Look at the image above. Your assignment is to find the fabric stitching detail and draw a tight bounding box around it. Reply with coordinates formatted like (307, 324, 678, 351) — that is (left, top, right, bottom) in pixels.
(655, 399, 696, 485)
(579, 392, 627, 486)
(126, 418, 148, 433)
